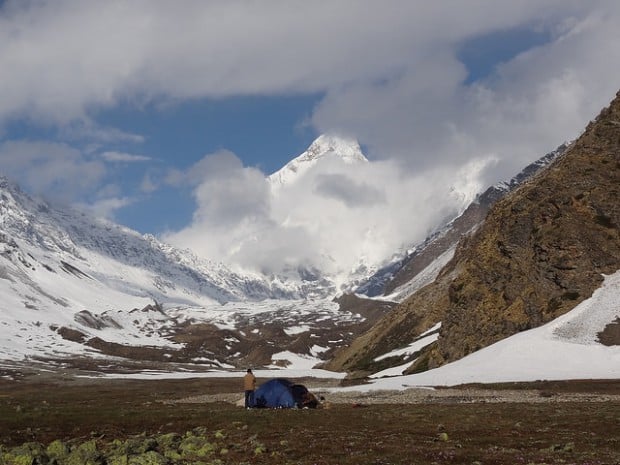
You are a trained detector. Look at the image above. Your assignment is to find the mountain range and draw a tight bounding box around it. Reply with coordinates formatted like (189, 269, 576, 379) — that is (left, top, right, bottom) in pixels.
(0, 135, 391, 373)
(1, 91, 619, 383)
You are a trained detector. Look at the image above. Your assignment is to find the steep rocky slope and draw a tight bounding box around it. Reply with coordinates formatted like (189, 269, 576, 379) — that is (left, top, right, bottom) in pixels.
(328, 90, 620, 377)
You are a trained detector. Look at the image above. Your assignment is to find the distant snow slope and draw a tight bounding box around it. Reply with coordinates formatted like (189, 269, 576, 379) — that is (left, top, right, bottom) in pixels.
(0, 133, 411, 367)
(0, 176, 351, 363)
(0, 177, 306, 304)
(71, 270, 620, 384)
(349, 270, 620, 389)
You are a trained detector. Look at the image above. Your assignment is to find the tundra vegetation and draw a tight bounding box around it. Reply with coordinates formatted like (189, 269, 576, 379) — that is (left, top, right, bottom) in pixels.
(0, 375, 619, 464)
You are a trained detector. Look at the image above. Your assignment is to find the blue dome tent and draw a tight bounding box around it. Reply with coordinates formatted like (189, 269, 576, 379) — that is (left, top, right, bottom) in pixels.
(251, 378, 318, 409)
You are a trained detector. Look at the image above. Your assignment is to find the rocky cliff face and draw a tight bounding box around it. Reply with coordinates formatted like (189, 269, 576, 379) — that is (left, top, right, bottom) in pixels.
(327, 90, 620, 376)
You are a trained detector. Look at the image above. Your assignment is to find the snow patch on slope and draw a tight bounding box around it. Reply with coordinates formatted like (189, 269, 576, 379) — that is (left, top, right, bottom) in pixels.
(383, 246, 456, 302)
(345, 270, 620, 389)
(374, 323, 441, 363)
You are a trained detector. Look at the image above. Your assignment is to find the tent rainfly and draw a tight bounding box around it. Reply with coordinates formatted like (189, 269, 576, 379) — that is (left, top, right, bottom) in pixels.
(251, 378, 318, 409)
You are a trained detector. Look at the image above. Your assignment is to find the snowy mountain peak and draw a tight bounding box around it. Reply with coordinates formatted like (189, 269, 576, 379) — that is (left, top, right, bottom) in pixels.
(269, 134, 367, 187)
(304, 134, 366, 162)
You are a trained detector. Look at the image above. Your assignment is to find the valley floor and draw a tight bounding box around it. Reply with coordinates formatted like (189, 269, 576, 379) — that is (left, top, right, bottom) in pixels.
(0, 372, 619, 464)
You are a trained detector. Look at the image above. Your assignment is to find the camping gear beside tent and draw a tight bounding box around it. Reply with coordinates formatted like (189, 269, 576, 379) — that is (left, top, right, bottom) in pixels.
(251, 378, 318, 409)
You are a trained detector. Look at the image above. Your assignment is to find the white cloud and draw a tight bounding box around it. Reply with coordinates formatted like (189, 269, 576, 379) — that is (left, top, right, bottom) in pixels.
(314, 173, 386, 208)
(139, 174, 158, 194)
(1, 2, 618, 172)
(0, 1, 599, 125)
(0, 140, 146, 221)
(60, 121, 145, 144)
(0, 140, 106, 203)
(78, 196, 135, 221)
(1, 1, 616, 182)
(163, 149, 251, 189)
(164, 150, 274, 264)
(164, 146, 486, 284)
(100, 151, 151, 163)
(312, 2, 620, 184)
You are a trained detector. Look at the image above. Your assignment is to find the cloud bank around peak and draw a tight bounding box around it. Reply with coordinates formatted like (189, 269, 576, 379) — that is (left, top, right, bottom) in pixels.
(163, 146, 487, 282)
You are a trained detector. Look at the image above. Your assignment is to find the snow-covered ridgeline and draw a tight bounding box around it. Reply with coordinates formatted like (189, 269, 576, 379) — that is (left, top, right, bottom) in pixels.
(0, 175, 310, 304)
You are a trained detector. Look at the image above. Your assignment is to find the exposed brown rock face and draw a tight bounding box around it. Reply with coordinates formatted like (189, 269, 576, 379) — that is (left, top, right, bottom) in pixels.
(327, 90, 620, 376)
(598, 318, 620, 346)
(383, 199, 489, 296)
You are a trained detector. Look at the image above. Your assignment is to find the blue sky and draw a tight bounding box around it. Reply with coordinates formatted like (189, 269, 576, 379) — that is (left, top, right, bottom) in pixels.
(1, 1, 620, 274)
(93, 95, 320, 232)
